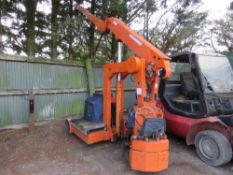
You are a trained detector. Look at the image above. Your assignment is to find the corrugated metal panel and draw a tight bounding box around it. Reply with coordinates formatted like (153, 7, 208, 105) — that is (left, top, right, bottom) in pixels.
(0, 56, 137, 128)
(0, 95, 28, 127)
(0, 91, 136, 127)
(35, 92, 136, 120)
(94, 67, 103, 88)
(224, 52, 233, 67)
(124, 76, 135, 87)
(124, 91, 136, 109)
(93, 66, 136, 109)
(93, 67, 135, 88)
(0, 61, 88, 90)
(35, 93, 87, 121)
(0, 93, 89, 127)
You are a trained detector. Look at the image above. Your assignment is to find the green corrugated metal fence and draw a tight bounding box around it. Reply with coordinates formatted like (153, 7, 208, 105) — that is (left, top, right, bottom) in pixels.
(224, 52, 233, 67)
(0, 54, 136, 128)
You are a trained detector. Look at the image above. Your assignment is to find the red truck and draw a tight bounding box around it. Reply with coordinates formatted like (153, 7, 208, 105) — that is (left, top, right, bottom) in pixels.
(159, 52, 233, 166)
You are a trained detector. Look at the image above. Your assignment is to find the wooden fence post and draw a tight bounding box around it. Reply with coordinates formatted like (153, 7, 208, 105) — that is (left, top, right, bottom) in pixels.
(28, 90, 35, 132)
(85, 58, 95, 95)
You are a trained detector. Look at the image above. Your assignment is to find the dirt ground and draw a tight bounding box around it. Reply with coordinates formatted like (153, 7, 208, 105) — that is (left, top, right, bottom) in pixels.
(0, 119, 233, 175)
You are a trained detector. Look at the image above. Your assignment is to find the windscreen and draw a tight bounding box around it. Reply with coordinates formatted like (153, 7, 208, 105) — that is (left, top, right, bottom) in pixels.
(169, 62, 191, 81)
(197, 54, 233, 93)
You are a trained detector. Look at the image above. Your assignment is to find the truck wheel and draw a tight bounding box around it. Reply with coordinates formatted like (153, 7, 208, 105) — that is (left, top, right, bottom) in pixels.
(195, 130, 232, 166)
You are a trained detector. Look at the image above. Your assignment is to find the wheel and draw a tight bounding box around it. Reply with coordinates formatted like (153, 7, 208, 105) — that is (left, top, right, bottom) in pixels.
(195, 130, 232, 166)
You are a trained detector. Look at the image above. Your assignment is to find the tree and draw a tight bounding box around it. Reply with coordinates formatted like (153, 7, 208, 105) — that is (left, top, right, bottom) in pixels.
(0, 0, 16, 54)
(1, 0, 207, 60)
(91, 0, 150, 62)
(88, 0, 96, 61)
(2, 0, 48, 57)
(25, 0, 38, 57)
(51, 0, 59, 60)
(149, 0, 207, 54)
(143, 0, 157, 40)
(0, 1, 4, 53)
(100, 0, 128, 59)
(0, 18, 2, 53)
(211, 12, 233, 52)
(56, 0, 87, 60)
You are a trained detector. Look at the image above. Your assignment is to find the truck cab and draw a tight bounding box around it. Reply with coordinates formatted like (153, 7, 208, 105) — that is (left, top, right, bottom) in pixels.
(159, 52, 233, 166)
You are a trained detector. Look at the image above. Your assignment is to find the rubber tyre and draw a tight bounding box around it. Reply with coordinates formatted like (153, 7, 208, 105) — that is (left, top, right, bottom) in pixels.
(195, 130, 232, 166)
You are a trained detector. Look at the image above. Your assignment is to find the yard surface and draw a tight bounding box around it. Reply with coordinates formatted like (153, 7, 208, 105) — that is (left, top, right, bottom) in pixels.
(0, 119, 233, 175)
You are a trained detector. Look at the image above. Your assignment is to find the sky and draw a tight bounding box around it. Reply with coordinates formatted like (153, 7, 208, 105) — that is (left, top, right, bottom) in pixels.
(195, 0, 232, 52)
(36, 0, 232, 22)
(3, 0, 233, 55)
(200, 0, 232, 20)
(131, 0, 232, 30)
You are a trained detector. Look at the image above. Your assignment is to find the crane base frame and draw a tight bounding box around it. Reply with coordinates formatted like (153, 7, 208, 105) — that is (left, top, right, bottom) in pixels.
(66, 118, 110, 144)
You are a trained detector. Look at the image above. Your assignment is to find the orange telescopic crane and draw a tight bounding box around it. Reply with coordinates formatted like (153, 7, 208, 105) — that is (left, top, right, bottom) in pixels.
(66, 5, 172, 172)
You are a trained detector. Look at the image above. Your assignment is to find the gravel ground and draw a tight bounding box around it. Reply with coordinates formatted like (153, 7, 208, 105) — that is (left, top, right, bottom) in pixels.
(0, 119, 233, 175)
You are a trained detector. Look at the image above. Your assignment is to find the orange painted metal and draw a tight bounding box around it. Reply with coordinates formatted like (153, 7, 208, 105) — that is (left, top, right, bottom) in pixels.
(115, 80, 124, 137)
(74, 5, 172, 172)
(76, 5, 106, 32)
(132, 104, 164, 136)
(69, 123, 109, 144)
(76, 5, 171, 80)
(103, 56, 141, 141)
(131, 138, 169, 153)
(130, 138, 169, 172)
(102, 57, 169, 172)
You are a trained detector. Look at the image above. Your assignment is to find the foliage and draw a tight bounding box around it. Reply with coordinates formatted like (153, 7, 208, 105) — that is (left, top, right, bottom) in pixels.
(0, 0, 209, 61)
(211, 12, 233, 52)
(149, 0, 207, 54)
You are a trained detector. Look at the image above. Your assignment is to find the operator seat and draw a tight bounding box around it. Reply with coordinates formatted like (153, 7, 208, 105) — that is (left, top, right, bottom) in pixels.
(180, 72, 199, 99)
(171, 72, 202, 113)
